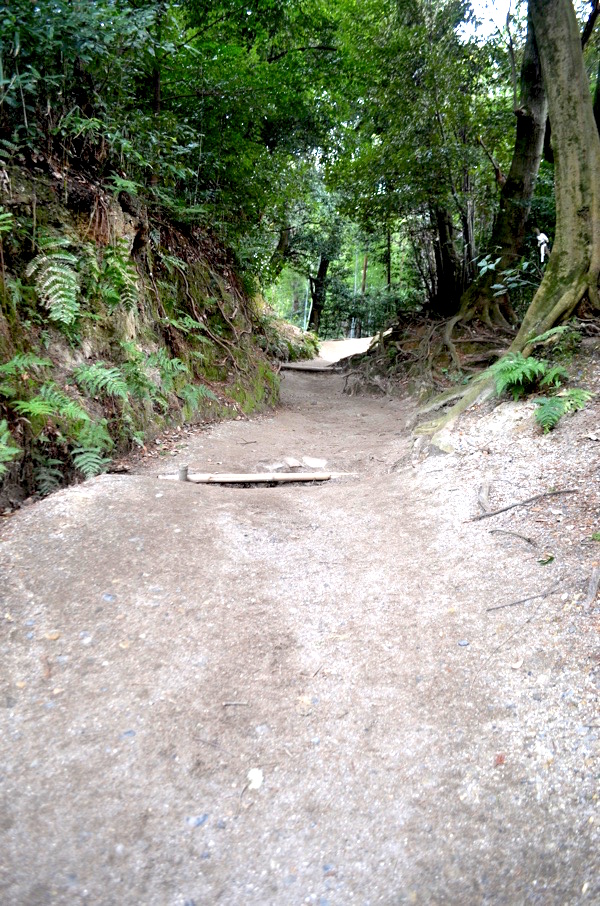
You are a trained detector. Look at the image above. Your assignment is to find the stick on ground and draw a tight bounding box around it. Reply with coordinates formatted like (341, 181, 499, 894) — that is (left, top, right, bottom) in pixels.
(486, 580, 562, 612)
(582, 566, 600, 611)
(471, 488, 577, 521)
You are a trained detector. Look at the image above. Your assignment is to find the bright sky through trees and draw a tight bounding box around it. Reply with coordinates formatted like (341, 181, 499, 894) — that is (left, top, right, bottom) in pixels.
(471, 0, 514, 36)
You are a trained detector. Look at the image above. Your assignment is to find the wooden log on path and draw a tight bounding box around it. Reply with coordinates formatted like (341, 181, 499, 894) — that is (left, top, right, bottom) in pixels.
(279, 362, 340, 372)
(159, 470, 353, 484)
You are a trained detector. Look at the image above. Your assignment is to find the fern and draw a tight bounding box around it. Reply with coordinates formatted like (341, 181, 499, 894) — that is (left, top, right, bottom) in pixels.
(26, 233, 80, 325)
(0, 351, 51, 400)
(534, 397, 565, 432)
(119, 341, 166, 407)
(71, 419, 113, 478)
(148, 349, 189, 393)
(179, 382, 218, 416)
(32, 450, 64, 496)
(0, 207, 13, 237)
(71, 446, 111, 478)
(73, 362, 129, 401)
(534, 389, 592, 432)
(487, 353, 548, 400)
(0, 419, 20, 476)
(539, 365, 569, 389)
(101, 240, 139, 310)
(13, 383, 90, 426)
(528, 325, 570, 346)
(0, 352, 52, 377)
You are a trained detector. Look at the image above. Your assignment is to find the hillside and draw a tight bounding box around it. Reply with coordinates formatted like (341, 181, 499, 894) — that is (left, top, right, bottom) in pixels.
(0, 163, 315, 509)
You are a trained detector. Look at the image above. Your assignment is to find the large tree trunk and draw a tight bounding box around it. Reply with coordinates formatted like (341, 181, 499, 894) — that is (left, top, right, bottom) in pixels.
(456, 16, 547, 327)
(421, 0, 600, 439)
(512, 0, 600, 349)
(430, 206, 462, 317)
(308, 255, 329, 334)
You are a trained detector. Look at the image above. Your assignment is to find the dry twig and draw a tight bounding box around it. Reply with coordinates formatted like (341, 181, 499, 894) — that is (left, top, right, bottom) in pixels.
(486, 580, 562, 612)
(471, 488, 577, 521)
(582, 566, 600, 611)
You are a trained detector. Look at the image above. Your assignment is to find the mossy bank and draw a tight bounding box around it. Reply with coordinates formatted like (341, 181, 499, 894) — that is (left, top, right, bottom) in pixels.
(0, 168, 315, 509)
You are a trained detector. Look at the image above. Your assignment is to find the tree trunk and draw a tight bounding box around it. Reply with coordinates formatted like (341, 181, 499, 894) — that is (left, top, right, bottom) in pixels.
(308, 255, 329, 334)
(456, 15, 547, 327)
(594, 58, 600, 134)
(512, 0, 600, 349)
(361, 254, 368, 295)
(421, 0, 600, 438)
(268, 225, 292, 279)
(430, 206, 462, 317)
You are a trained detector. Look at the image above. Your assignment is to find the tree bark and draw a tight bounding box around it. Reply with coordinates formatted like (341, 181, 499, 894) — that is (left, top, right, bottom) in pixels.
(308, 255, 329, 333)
(456, 16, 547, 327)
(512, 0, 600, 348)
(429, 206, 462, 317)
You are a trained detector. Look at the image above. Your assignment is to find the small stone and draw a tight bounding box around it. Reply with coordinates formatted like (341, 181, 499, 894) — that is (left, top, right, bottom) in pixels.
(44, 630, 60, 641)
(458, 639, 470, 647)
(186, 814, 208, 828)
(121, 729, 136, 738)
(102, 593, 116, 603)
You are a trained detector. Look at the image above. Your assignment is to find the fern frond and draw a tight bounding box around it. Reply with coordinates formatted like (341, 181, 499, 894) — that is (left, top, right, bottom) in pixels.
(101, 240, 139, 310)
(534, 397, 565, 432)
(534, 389, 592, 432)
(488, 353, 548, 400)
(26, 234, 81, 325)
(0, 353, 52, 377)
(32, 452, 64, 496)
(75, 419, 114, 452)
(539, 365, 569, 388)
(528, 325, 569, 346)
(73, 363, 129, 401)
(0, 419, 20, 476)
(71, 446, 110, 478)
(0, 208, 14, 237)
(178, 382, 218, 415)
(560, 388, 592, 412)
(13, 383, 90, 425)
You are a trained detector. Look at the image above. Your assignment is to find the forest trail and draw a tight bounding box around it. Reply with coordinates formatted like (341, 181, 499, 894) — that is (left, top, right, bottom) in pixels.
(1, 356, 599, 905)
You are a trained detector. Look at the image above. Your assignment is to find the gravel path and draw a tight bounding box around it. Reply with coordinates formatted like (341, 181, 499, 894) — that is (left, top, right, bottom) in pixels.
(1, 360, 599, 905)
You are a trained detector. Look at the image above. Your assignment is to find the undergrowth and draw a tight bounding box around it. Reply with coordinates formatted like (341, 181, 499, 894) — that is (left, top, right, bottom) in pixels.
(0, 179, 285, 503)
(486, 330, 592, 432)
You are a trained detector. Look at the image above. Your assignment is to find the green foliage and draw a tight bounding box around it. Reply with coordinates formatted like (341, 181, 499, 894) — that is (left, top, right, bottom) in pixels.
(0, 419, 21, 476)
(13, 382, 90, 426)
(488, 350, 591, 433)
(487, 353, 549, 400)
(534, 389, 592, 433)
(0, 208, 14, 237)
(98, 241, 139, 310)
(26, 233, 80, 326)
(32, 449, 64, 496)
(73, 363, 130, 401)
(539, 365, 569, 389)
(178, 382, 218, 418)
(147, 349, 189, 393)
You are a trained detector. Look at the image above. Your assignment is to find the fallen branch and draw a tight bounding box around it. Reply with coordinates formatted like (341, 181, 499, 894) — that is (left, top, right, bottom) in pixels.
(160, 469, 352, 484)
(470, 488, 577, 521)
(489, 528, 536, 545)
(486, 580, 562, 612)
(582, 566, 600, 611)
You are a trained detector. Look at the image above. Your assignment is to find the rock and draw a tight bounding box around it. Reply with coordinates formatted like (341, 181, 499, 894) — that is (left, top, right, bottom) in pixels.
(302, 456, 327, 469)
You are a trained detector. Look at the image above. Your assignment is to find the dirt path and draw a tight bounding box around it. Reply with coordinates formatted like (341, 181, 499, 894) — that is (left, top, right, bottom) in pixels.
(1, 359, 599, 905)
